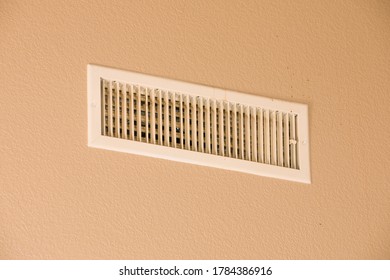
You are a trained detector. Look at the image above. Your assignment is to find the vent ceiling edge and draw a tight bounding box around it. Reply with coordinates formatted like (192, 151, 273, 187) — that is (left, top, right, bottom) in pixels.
(87, 64, 311, 183)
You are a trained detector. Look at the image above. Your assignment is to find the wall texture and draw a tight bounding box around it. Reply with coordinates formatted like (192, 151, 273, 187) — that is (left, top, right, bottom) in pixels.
(1, 0, 389, 259)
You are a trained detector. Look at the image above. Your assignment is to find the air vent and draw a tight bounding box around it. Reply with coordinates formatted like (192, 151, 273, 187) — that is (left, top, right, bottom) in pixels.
(88, 65, 310, 183)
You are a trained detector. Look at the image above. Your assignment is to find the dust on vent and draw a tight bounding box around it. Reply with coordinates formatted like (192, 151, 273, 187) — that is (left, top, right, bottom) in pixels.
(88, 64, 310, 183)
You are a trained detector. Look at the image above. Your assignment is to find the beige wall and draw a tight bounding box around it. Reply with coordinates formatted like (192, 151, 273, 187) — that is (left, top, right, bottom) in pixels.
(1, 0, 390, 259)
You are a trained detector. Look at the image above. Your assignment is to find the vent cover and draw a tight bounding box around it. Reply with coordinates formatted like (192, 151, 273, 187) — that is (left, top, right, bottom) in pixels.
(88, 64, 310, 183)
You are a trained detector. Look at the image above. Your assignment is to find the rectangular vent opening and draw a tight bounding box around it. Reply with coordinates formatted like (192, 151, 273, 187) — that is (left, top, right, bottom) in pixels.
(88, 65, 310, 183)
(101, 79, 300, 169)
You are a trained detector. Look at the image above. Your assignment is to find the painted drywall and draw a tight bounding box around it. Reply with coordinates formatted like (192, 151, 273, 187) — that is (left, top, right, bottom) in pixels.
(1, 0, 389, 259)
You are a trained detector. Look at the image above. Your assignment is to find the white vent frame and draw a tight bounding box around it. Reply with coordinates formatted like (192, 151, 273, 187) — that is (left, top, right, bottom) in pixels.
(88, 64, 311, 183)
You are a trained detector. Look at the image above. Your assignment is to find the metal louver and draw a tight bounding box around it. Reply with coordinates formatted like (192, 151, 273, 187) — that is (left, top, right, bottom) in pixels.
(88, 65, 310, 183)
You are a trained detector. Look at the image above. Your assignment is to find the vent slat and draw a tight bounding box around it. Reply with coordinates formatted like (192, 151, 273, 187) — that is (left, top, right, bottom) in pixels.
(212, 100, 217, 155)
(251, 107, 257, 162)
(101, 79, 303, 171)
(226, 102, 231, 157)
(129, 85, 134, 140)
(295, 115, 300, 170)
(205, 99, 211, 153)
(257, 108, 263, 163)
(219, 101, 224, 157)
(284, 113, 290, 168)
(150, 90, 156, 144)
(179, 94, 184, 148)
(290, 114, 296, 169)
(239, 105, 244, 160)
(290, 115, 296, 168)
(185, 95, 190, 150)
(198, 98, 204, 153)
(264, 110, 270, 164)
(101, 80, 106, 136)
(164, 91, 169, 146)
(121, 84, 127, 139)
(136, 86, 141, 141)
(271, 111, 277, 165)
(145, 87, 149, 143)
(277, 111, 283, 166)
(192, 96, 197, 151)
(245, 106, 251, 161)
(107, 82, 112, 137)
(171, 93, 176, 148)
(115, 82, 120, 138)
(232, 104, 237, 158)
(158, 90, 163, 145)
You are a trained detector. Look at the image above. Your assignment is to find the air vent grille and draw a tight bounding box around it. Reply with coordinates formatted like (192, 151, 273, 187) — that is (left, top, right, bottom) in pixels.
(101, 79, 299, 169)
(88, 65, 310, 183)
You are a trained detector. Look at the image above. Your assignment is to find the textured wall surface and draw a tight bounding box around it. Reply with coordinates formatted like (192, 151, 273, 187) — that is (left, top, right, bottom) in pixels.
(1, 0, 390, 259)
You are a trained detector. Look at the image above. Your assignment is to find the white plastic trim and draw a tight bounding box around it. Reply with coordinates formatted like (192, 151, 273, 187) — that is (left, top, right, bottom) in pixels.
(88, 64, 311, 183)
